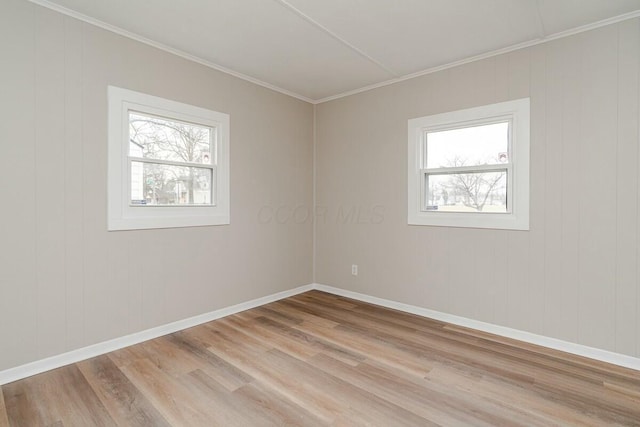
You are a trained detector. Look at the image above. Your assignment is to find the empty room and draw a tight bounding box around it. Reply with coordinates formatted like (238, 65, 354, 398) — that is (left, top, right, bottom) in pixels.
(1, 0, 640, 425)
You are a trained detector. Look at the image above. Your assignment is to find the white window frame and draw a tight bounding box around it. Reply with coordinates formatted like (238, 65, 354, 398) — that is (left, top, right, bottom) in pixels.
(408, 98, 529, 230)
(108, 86, 230, 231)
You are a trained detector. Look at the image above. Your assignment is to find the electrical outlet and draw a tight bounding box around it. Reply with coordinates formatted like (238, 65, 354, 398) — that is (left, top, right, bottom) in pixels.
(351, 264, 358, 276)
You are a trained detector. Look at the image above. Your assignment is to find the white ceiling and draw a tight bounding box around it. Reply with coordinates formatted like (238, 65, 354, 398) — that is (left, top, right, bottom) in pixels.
(32, 0, 640, 102)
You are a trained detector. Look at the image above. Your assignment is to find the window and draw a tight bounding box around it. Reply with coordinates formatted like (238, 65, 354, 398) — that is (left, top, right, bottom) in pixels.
(108, 86, 230, 230)
(408, 98, 529, 230)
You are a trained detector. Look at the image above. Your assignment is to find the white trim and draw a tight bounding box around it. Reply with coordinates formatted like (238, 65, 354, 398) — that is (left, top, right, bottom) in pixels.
(408, 98, 530, 230)
(0, 284, 314, 385)
(312, 104, 317, 282)
(313, 284, 640, 372)
(2, 282, 638, 384)
(26, 0, 314, 104)
(108, 86, 230, 231)
(26, 0, 640, 105)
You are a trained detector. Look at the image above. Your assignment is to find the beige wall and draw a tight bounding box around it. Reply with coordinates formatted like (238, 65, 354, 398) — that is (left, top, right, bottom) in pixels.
(0, 0, 313, 371)
(316, 19, 640, 358)
(2, 0, 639, 374)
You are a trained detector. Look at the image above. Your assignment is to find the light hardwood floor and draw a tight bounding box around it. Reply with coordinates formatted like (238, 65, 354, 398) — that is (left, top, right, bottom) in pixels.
(1, 290, 639, 426)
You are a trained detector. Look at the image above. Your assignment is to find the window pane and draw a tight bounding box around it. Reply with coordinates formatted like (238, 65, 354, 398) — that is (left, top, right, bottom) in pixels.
(131, 162, 213, 206)
(129, 112, 213, 164)
(426, 121, 509, 168)
(425, 171, 507, 213)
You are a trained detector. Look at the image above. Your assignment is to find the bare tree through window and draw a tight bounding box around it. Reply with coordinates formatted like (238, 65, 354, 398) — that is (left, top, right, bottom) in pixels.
(129, 113, 214, 205)
(428, 156, 506, 212)
(424, 122, 509, 213)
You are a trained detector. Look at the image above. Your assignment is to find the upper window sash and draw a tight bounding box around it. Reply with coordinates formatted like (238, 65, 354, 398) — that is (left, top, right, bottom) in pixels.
(421, 117, 513, 169)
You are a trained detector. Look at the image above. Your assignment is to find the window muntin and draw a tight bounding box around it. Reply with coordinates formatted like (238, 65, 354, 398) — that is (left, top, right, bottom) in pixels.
(408, 98, 529, 230)
(108, 86, 230, 231)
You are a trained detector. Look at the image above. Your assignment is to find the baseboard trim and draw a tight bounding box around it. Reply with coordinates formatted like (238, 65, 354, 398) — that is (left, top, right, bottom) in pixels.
(313, 283, 640, 372)
(0, 284, 314, 385)
(3, 282, 638, 385)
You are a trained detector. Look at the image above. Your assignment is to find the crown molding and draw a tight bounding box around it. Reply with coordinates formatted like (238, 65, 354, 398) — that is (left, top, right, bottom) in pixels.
(27, 0, 315, 104)
(314, 9, 640, 104)
(26, 1, 640, 104)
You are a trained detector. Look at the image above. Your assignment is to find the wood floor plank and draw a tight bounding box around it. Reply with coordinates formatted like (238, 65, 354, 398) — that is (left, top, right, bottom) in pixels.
(289, 312, 436, 377)
(120, 358, 221, 426)
(311, 352, 535, 427)
(529, 376, 640, 425)
(0, 387, 9, 427)
(303, 291, 637, 393)
(443, 324, 640, 388)
(232, 381, 326, 427)
(223, 315, 320, 361)
(251, 305, 306, 325)
(291, 291, 360, 310)
(266, 300, 341, 328)
(604, 380, 640, 400)
(107, 332, 252, 397)
(203, 320, 430, 425)
(204, 330, 350, 423)
(137, 336, 204, 376)
(2, 290, 640, 426)
(3, 365, 116, 427)
(106, 343, 151, 369)
(425, 362, 608, 426)
(229, 313, 364, 366)
(298, 299, 604, 390)
(287, 294, 640, 423)
(252, 349, 431, 427)
(190, 369, 326, 427)
(77, 355, 171, 427)
(285, 295, 580, 387)
(2, 380, 41, 427)
(316, 295, 640, 423)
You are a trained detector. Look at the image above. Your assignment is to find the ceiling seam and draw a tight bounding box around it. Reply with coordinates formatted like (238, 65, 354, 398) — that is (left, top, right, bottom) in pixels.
(534, 0, 547, 38)
(24, 0, 640, 104)
(272, 0, 400, 77)
(315, 9, 640, 104)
